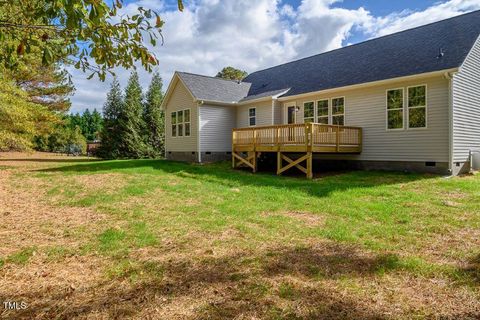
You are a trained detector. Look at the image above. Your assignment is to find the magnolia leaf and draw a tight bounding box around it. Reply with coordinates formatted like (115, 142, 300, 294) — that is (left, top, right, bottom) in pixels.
(178, 0, 184, 12)
(16, 43, 25, 55)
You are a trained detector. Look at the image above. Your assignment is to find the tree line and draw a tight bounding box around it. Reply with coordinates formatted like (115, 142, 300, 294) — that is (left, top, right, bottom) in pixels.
(98, 71, 165, 159)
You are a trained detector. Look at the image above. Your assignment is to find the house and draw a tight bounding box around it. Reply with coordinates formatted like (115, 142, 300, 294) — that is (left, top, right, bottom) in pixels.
(161, 10, 480, 177)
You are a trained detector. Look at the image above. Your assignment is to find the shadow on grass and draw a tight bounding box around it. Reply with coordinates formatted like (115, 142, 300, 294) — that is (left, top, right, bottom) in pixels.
(460, 253, 480, 285)
(8, 242, 478, 319)
(6, 243, 405, 320)
(39, 158, 435, 199)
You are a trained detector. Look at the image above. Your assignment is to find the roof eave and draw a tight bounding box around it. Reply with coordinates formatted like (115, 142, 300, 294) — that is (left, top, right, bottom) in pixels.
(277, 68, 459, 101)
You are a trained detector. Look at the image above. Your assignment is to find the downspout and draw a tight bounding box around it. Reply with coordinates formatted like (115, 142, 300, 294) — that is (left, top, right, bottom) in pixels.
(197, 101, 202, 163)
(445, 71, 455, 175)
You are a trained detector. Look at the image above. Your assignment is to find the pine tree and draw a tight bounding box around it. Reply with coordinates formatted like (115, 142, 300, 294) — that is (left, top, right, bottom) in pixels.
(82, 109, 93, 140)
(117, 71, 146, 158)
(90, 109, 103, 141)
(143, 72, 165, 157)
(98, 78, 123, 158)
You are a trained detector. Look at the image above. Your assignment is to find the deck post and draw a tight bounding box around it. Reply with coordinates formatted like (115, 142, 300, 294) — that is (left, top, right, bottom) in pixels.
(252, 152, 257, 173)
(335, 125, 340, 152)
(277, 152, 282, 175)
(306, 152, 313, 179)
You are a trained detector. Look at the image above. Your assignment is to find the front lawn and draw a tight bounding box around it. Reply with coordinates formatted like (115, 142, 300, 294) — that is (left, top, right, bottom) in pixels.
(0, 152, 479, 319)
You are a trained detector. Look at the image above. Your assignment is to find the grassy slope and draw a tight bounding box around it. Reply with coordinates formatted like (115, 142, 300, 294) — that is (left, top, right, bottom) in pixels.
(1, 156, 479, 319)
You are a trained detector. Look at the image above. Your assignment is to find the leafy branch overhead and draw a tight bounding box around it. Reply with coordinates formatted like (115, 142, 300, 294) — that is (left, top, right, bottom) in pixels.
(0, 0, 184, 80)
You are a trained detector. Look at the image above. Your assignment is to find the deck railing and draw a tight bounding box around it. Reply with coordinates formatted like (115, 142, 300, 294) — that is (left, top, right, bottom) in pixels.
(232, 123, 362, 153)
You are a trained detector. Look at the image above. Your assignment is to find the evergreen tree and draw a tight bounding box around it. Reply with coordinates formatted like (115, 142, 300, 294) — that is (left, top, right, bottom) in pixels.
(98, 78, 123, 158)
(143, 72, 165, 157)
(83, 108, 92, 140)
(117, 71, 146, 158)
(90, 109, 103, 141)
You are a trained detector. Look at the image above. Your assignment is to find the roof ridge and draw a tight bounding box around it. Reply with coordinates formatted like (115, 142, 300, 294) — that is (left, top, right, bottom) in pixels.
(177, 71, 251, 84)
(247, 9, 480, 77)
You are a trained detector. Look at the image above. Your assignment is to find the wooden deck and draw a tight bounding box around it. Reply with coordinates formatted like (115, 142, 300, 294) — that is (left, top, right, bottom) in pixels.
(232, 123, 362, 179)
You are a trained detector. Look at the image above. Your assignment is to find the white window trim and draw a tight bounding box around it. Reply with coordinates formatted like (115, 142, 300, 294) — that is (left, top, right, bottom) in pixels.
(407, 84, 428, 130)
(171, 108, 191, 138)
(248, 107, 256, 127)
(184, 108, 191, 137)
(303, 101, 315, 123)
(171, 111, 177, 138)
(316, 99, 330, 124)
(386, 87, 405, 131)
(331, 96, 346, 126)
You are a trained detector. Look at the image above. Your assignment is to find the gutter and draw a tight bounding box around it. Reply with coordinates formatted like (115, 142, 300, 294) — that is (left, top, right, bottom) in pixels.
(277, 68, 459, 102)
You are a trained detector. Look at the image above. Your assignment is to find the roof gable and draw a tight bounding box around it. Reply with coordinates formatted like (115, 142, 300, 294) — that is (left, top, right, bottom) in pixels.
(244, 10, 480, 98)
(177, 72, 251, 103)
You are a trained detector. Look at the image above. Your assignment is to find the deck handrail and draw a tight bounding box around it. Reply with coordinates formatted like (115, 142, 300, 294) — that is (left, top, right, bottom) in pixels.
(232, 123, 362, 151)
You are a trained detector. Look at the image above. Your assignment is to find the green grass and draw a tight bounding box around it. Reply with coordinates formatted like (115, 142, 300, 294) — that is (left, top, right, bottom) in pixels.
(38, 159, 480, 256)
(6, 247, 36, 265)
(3, 156, 480, 317)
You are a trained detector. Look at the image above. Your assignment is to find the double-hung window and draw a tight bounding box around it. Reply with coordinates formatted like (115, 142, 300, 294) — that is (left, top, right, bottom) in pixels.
(184, 109, 191, 136)
(317, 100, 329, 124)
(332, 97, 345, 125)
(303, 102, 314, 123)
(171, 112, 177, 137)
(408, 85, 427, 128)
(171, 109, 191, 137)
(177, 110, 184, 137)
(249, 108, 256, 126)
(387, 88, 404, 130)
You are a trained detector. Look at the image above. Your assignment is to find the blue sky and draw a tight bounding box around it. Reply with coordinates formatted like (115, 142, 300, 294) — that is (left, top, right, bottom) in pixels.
(69, 0, 480, 113)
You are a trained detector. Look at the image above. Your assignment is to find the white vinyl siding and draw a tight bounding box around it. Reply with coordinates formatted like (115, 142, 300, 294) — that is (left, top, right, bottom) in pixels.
(165, 80, 198, 152)
(236, 102, 273, 127)
(199, 104, 235, 152)
(452, 36, 480, 163)
(283, 75, 449, 162)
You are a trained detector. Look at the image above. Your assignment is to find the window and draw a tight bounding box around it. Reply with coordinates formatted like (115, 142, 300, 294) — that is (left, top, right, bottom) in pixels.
(317, 100, 329, 124)
(249, 108, 256, 126)
(303, 102, 314, 123)
(387, 88, 404, 130)
(171, 112, 177, 137)
(184, 109, 191, 136)
(171, 109, 191, 137)
(332, 97, 345, 125)
(408, 85, 426, 128)
(177, 110, 183, 137)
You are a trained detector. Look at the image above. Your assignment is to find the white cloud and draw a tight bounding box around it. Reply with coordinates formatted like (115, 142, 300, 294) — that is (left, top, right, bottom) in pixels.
(69, 0, 480, 114)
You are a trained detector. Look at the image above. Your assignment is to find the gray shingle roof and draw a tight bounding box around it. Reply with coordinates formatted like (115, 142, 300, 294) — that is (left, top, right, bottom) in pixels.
(244, 10, 480, 98)
(177, 72, 251, 103)
(239, 89, 290, 102)
(176, 11, 480, 103)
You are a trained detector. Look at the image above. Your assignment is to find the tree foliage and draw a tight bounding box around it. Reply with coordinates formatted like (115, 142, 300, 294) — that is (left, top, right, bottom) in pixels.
(98, 77, 123, 158)
(98, 72, 166, 159)
(216, 66, 248, 81)
(0, 0, 184, 80)
(6, 60, 75, 113)
(0, 78, 57, 151)
(143, 72, 165, 157)
(69, 108, 103, 141)
(117, 71, 146, 158)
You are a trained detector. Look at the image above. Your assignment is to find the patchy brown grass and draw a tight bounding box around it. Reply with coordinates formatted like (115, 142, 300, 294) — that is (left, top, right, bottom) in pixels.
(0, 152, 479, 319)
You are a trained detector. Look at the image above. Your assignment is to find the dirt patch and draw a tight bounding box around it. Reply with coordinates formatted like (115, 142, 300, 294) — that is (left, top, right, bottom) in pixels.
(264, 211, 325, 227)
